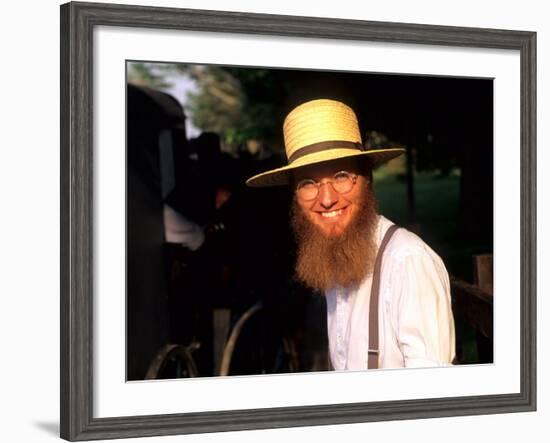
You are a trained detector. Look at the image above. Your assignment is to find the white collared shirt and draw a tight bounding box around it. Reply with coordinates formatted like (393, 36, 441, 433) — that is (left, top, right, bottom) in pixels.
(325, 215, 455, 370)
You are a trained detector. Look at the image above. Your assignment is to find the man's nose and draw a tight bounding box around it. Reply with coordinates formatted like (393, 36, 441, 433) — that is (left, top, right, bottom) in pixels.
(317, 181, 339, 209)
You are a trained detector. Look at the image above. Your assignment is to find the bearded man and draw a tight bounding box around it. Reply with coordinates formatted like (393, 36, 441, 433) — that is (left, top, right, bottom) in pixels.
(246, 98, 455, 370)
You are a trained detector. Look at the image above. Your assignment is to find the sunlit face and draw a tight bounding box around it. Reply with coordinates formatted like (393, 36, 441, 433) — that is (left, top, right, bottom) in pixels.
(293, 158, 369, 237)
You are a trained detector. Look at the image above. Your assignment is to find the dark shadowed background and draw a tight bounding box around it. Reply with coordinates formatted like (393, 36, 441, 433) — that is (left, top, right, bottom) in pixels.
(126, 62, 493, 381)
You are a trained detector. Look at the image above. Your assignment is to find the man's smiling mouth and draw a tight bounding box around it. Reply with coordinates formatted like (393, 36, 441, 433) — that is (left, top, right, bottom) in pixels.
(320, 208, 345, 218)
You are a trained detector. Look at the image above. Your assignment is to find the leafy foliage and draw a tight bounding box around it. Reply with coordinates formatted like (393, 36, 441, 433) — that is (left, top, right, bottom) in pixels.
(127, 62, 173, 89)
(128, 62, 288, 154)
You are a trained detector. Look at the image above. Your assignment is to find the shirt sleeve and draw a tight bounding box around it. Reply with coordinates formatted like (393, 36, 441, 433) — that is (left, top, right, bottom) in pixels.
(390, 245, 456, 367)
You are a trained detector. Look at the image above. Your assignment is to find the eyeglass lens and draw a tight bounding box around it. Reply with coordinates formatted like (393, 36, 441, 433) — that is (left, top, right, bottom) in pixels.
(297, 171, 355, 200)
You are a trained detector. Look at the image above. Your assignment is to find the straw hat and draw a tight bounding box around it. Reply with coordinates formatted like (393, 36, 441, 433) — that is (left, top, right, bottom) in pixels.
(246, 99, 405, 187)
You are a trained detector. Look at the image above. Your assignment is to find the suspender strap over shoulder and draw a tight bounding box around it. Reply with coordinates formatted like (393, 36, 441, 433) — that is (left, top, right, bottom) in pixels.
(368, 224, 400, 370)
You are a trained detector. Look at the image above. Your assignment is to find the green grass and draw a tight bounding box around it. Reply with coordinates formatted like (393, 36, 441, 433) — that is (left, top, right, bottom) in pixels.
(373, 170, 483, 281)
(373, 171, 460, 249)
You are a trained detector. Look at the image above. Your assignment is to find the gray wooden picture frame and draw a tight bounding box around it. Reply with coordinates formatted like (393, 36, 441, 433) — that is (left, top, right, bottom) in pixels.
(60, 1, 537, 441)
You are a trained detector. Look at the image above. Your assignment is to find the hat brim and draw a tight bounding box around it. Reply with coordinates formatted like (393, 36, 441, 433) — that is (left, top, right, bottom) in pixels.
(246, 147, 405, 187)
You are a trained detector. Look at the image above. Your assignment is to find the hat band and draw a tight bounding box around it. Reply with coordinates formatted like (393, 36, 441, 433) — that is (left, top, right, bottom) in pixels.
(288, 140, 364, 164)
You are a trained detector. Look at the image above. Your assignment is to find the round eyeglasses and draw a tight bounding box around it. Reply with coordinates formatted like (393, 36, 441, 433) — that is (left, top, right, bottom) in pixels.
(295, 171, 358, 201)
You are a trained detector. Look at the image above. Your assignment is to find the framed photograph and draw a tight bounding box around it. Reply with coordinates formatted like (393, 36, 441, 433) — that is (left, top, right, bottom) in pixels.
(60, 1, 536, 440)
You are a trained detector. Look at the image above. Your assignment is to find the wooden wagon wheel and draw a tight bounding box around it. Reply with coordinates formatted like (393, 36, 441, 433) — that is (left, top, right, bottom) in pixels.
(145, 342, 200, 379)
(218, 301, 263, 376)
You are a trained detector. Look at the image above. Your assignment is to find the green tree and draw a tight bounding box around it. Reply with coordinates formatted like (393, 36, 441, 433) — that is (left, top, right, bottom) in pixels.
(127, 62, 290, 154)
(127, 62, 173, 89)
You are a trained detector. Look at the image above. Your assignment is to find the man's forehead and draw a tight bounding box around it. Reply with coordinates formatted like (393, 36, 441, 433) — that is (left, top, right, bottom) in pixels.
(293, 158, 367, 181)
